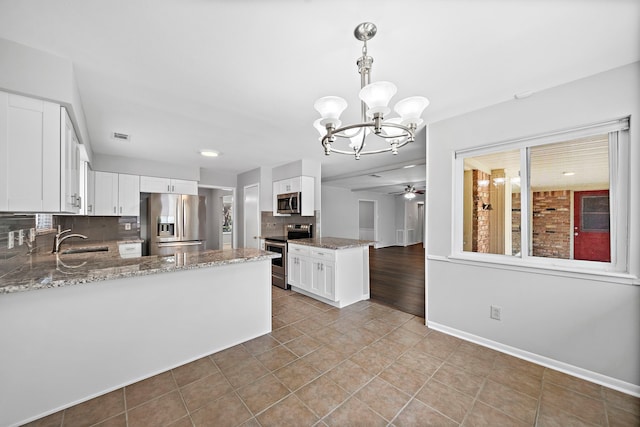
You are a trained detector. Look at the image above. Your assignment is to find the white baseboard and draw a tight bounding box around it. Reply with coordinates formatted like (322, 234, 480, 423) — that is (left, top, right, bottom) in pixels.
(428, 321, 640, 397)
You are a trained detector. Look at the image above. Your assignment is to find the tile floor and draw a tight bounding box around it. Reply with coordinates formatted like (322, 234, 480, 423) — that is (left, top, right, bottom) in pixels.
(26, 287, 639, 427)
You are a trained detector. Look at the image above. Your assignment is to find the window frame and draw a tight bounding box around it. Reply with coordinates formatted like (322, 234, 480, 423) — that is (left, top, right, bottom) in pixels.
(451, 118, 630, 276)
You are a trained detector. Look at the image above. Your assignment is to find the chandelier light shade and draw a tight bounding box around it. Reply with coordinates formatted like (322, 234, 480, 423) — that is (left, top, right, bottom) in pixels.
(314, 22, 429, 160)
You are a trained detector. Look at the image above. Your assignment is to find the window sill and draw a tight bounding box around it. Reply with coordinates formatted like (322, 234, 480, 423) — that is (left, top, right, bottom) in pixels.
(427, 253, 639, 286)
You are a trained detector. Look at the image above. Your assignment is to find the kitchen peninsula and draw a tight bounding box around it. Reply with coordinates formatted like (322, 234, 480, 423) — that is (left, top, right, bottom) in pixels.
(0, 247, 278, 427)
(287, 237, 373, 308)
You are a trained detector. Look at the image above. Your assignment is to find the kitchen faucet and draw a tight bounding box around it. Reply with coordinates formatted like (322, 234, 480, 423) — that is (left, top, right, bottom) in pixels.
(52, 228, 88, 253)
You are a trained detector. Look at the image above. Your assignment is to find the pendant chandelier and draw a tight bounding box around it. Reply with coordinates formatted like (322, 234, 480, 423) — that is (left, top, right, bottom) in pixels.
(314, 22, 429, 160)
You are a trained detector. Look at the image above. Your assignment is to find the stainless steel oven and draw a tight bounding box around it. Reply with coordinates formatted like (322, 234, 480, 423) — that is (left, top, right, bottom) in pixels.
(265, 224, 313, 290)
(265, 239, 287, 289)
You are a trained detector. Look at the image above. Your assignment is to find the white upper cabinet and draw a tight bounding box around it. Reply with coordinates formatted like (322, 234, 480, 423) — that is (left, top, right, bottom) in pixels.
(93, 171, 140, 216)
(0, 92, 84, 213)
(140, 176, 198, 195)
(61, 107, 80, 213)
(272, 176, 315, 216)
(0, 92, 61, 212)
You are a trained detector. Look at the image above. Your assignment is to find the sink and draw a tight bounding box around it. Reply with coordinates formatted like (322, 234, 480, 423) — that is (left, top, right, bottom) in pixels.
(61, 246, 109, 255)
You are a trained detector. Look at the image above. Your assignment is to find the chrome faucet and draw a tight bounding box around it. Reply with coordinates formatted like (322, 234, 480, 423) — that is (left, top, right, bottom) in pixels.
(52, 229, 88, 253)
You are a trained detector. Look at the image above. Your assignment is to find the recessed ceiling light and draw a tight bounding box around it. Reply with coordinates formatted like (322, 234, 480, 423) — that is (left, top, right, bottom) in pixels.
(403, 164, 416, 169)
(514, 90, 534, 100)
(200, 150, 219, 157)
(563, 171, 575, 176)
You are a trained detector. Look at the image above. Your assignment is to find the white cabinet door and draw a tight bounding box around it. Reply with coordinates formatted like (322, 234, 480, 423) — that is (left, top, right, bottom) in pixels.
(0, 92, 60, 212)
(118, 174, 140, 216)
(85, 165, 96, 215)
(170, 179, 198, 195)
(94, 171, 118, 215)
(60, 108, 80, 213)
(140, 175, 171, 193)
(288, 255, 301, 287)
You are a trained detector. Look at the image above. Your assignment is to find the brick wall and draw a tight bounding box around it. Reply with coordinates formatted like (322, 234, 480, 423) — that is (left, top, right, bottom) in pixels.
(531, 190, 571, 259)
(512, 192, 521, 255)
(472, 170, 490, 253)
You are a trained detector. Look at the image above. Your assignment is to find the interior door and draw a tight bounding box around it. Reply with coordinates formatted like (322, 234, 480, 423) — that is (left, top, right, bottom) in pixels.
(574, 190, 610, 262)
(243, 184, 260, 249)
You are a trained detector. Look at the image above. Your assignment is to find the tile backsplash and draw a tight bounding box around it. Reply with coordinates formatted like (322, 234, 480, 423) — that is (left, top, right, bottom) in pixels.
(57, 216, 140, 243)
(261, 211, 320, 238)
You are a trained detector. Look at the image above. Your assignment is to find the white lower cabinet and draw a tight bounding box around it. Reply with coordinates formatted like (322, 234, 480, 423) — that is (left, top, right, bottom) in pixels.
(288, 243, 367, 308)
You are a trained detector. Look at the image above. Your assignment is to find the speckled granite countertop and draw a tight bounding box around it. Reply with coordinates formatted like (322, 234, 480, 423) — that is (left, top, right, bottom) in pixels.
(288, 237, 374, 250)
(0, 245, 280, 295)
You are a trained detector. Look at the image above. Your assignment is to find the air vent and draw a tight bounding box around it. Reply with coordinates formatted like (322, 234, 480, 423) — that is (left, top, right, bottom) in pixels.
(369, 174, 382, 178)
(112, 132, 130, 141)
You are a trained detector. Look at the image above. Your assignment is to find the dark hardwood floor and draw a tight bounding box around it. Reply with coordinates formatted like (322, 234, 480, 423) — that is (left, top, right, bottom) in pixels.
(369, 243, 425, 318)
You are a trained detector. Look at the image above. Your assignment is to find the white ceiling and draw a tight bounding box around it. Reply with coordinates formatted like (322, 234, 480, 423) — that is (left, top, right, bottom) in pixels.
(0, 0, 638, 194)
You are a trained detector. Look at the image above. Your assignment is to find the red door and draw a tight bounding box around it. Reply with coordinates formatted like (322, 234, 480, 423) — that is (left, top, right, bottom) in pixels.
(574, 190, 610, 262)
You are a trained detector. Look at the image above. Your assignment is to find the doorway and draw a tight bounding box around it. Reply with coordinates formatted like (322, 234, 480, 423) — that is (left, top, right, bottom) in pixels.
(358, 200, 376, 242)
(244, 184, 260, 249)
(574, 190, 610, 262)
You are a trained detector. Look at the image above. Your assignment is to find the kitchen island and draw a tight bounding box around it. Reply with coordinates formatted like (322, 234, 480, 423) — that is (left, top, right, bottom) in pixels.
(287, 237, 373, 308)
(0, 247, 278, 427)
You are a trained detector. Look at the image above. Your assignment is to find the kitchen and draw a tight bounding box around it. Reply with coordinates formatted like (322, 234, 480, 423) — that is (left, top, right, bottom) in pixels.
(1, 2, 639, 427)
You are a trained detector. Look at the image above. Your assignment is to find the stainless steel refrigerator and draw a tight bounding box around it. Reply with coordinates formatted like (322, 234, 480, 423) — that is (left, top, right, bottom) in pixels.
(148, 193, 206, 256)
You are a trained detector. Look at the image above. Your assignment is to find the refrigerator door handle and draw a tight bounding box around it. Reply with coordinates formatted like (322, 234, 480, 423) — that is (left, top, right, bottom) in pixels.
(157, 241, 203, 247)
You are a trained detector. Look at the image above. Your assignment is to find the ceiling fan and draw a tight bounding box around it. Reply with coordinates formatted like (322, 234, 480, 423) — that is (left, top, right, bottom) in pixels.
(391, 184, 425, 199)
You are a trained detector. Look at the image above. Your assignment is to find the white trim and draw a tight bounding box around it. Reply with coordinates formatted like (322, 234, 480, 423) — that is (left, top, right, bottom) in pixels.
(427, 254, 639, 285)
(427, 321, 640, 398)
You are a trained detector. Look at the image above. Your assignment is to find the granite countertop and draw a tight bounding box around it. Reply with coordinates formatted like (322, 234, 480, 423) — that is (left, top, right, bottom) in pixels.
(288, 237, 374, 250)
(0, 245, 280, 295)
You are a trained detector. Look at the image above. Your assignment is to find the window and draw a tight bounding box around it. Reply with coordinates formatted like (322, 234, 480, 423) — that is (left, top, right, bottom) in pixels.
(455, 118, 629, 274)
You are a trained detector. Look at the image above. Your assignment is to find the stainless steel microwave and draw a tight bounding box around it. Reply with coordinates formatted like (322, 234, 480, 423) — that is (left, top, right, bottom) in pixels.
(276, 192, 301, 214)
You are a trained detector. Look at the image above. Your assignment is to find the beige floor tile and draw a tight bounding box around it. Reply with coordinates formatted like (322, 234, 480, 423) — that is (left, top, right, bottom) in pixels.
(166, 416, 194, 427)
(284, 334, 323, 357)
(237, 374, 290, 415)
(93, 413, 127, 427)
(292, 316, 325, 334)
(309, 326, 344, 345)
(462, 401, 530, 427)
(393, 398, 458, 427)
(63, 389, 125, 427)
(211, 344, 253, 371)
(302, 345, 346, 373)
(190, 392, 253, 427)
(448, 347, 496, 377)
(273, 358, 321, 392)
(399, 317, 430, 336)
(493, 352, 545, 378)
(295, 375, 349, 418)
(325, 359, 375, 394)
(349, 346, 395, 375)
(325, 335, 365, 358)
(415, 379, 474, 423)
(396, 347, 443, 376)
(219, 356, 269, 389)
(536, 401, 599, 427)
(270, 324, 304, 344)
(354, 377, 411, 421)
(433, 362, 485, 397)
(544, 369, 603, 400)
(362, 318, 398, 337)
(172, 356, 219, 388)
(412, 331, 461, 360)
(489, 363, 543, 398)
(607, 404, 640, 427)
(127, 390, 187, 427)
(385, 327, 423, 348)
(378, 361, 431, 395)
(541, 382, 606, 425)
(180, 371, 233, 412)
(323, 397, 387, 427)
(256, 394, 319, 427)
(255, 345, 298, 371)
(603, 387, 640, 416)
(342, 327, 379, 347)
(477, 379, 538, 424)
(242, 334, 281, 355)
(272, 316, 287, 330)
(21, 411, 63, 427)
(125, 371, 177, 409)
(373, 336, 412, 357)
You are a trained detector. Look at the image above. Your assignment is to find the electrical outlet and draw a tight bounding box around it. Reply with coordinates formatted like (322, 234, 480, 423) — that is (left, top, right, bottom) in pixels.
(29, 228, 36, 242)
(125, 223, 131, 231)
(7, 231, 14, 249)
(18, 229, 24, 246)
(490, 305, 502, 321)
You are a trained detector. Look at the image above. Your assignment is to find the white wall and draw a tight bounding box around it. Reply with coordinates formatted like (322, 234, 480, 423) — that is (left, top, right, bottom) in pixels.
(322, 185, 396, 247)
(93, 153, 199, 181)
(427, 62, 640, 393)
(0, 38, 92, 160)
